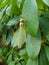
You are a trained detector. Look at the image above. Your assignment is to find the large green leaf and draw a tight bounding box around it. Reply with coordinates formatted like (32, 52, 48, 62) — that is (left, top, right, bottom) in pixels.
(42, 0, 49, 6)
(22, 0, 39, 36)
(26, 58, 38, 65)
(44, 45, 49, 61)
(26, 33, 41, 59)
(11, 24, 26, 48)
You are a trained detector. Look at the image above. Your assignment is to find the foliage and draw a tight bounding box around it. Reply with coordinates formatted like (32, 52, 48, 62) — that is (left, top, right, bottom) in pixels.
(0, 0, 49, 65)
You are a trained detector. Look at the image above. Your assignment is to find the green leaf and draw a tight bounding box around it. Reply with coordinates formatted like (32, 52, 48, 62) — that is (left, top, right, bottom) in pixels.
(6, 0, 21, 17)
(0, 0, 2, 5)
(7, 18, 18, 26)
(3, 47, 8, 56)
(21, 61, 26, 65)
(26, 33, 41, 59)
(0, 7, 7, 20)
(16, 63, 21, 65)
(0, 11, 3, 20)
(22, 0, 39, 36)
(10, 0, 21, 17)
(37, 0, 43, 9)
(0, 0, 10, 9)
(6, 5, 11, 16)
(7, 54, 12, 64)
(42, 11, 49, 18)
(13, 52, 18, 61)
(0, 48, 3, 59)
(19, 48, 26, 56)
(13, 4, 21, 16)
(6, 28, 13, 45)
(8, 61, 15, 65)
(40, 17, 49, 41)
(20, 0, 25, 10)
(10, 0, 17, 17)
(38, 46, 49, 65)
(26, 58, 38, 65)
(44, 45, 49, 61)
(1, 33, 6, 44)
(17, 0, 22, 8)
(42, 0, 49, 6)
(11, 24, 26, 48)
(1, 14, 9, 23)
(0, 23, 3, 33)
